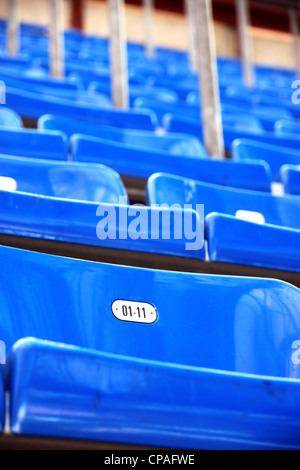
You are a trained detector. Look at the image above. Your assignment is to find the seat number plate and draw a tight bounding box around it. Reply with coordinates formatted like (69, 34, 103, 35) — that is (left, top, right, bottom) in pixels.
(112, 300, 158, 324)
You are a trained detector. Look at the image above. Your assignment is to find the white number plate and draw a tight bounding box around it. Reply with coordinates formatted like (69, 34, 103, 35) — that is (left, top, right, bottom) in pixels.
(112, 300, 158, 324)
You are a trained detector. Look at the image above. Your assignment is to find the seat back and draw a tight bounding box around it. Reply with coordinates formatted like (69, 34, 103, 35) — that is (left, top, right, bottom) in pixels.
(39, 114, 206, 156)
(205, 212, 300, 273)
(0, 107, 23, 129)
(275, 120, 300, 136)
(232, 138, 300, 181)
(0, 190, 204, 260)
(7, 334, 300, 449)
(280, 165, 300, 195)
(71, 135, 272, 192)
(135, 97, 265, 131)
(164, 115, 300, 152)
(0, 368, 4, 434)
(147, 172, 300, 230)
(0, 129, 68, 161)
(5, 87, 158, 129)
(1, 246, 300, 379)
(0, 155, 127, 203)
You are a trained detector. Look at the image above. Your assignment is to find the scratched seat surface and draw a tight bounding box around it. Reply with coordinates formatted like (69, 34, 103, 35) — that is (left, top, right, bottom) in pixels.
(232, 139, 300, 181)
(71, 134, 272, 192)
(38, 114, 206, 156)
(0, 128, 68, 161)
(1, 246, 299, 449)
(147, 172, 300, 230)
(280, 165, 300, 195)
(0, 154, 127, 203)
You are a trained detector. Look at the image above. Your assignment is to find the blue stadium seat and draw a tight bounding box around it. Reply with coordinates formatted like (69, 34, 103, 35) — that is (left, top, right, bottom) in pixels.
(146, 75, 199, 100)
(5, 87, 158, 129)
(134, 96, 202, 124)
(147, 173, 300, 273)
(2, 75, 109, 107)
(0, 155, 127, 203)
(39, 114, 207, 156)
(164, 115, 300, 152)
(224, 84, 300, 119)
(146, 173, 300, 230)
(232, 139, 300, 181)
(188, 92, 294, 132)
(0, 128, 68, 161)
(2, 248, 300, 449)
(0, 55, 30, 71)
(71, 134, 272, 192)
(280, 165, 300, 195)
(0, 107, 23, 129)
(135, 96, 265, 130)
(222, 103, 294, 133)
(275, 120, 300, 136)
(3, 12, 300, 451)
(0, 68, 85, 99)
(0, 190, 204, 260)
(90, 82, 179, 107)
(205, 213, 300, 273)
(0, 368, 4, 434)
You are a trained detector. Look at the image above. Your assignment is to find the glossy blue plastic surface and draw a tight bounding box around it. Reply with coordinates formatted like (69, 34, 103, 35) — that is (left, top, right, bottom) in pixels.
(147, 172, 300, 230)
(5, 87, 158, 129)
(0, 70, 90, 102)
(71, 135, 272, 191)
(0, 369, 4, 434)
(0, 68, 83, 93)
(0, 107, 23, 129)
(280, 165, 300, 195)
(0, 190, 204, 260)
(275, 119, 300, 136)
(0, 155, 127, 203)
(39, 114, 206, 156)
(223, 85, 300, 119)
(232, 139, 300, 181)
(3, 251, 300, 449)
(90, 83, 179, 107)
(188, 93, 293, 133)
(223, 104, 293, 133)
(206, 212, 300, 273)
(147, 75, 199, 100)
(164, 115, 300, 152)
(135, 96, 202, 124)
(0, 128, 69, 161)
(135, 96, 265, 131)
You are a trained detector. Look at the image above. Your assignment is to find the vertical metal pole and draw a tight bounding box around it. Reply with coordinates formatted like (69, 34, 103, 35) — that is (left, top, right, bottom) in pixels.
(289, 8, 300, 77)
(108, 0, 129, 109)
(235, 0, 255, 88)
(7, 0, 19, 57)
(144, 0, 155, 59)
(194, 0, 225, 159)
(185, 0, 197, 71)
(49, 0, 65, 79)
